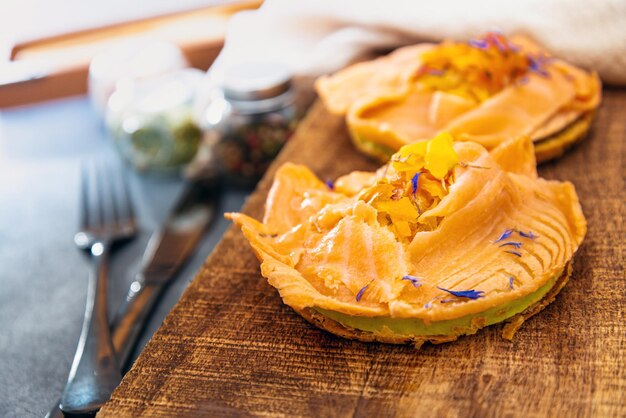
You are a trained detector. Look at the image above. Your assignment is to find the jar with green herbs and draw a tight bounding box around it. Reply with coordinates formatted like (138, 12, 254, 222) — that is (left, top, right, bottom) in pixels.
(106, 69, 204, 171)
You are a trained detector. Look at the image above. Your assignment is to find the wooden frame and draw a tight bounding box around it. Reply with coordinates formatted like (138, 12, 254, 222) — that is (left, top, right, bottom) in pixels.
(0, 1, 262, 108)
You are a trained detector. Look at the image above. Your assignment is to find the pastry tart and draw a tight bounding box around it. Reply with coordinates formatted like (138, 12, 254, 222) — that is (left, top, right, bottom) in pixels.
(227, 133, 586, 346)
(316, 33, 601, 163)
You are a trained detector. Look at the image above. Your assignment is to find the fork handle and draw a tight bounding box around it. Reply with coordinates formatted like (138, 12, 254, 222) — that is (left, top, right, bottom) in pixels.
(60, 242, 122, 415)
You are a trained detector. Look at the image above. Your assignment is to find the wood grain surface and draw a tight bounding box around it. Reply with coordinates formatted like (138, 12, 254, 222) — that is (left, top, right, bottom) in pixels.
(99, 89, 625, 418)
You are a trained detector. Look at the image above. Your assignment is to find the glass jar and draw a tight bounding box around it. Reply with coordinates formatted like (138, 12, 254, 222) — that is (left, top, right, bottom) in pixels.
(195, 62, 299, 186)
(106, 68, 204, 171)
(89, 41, 188, 117)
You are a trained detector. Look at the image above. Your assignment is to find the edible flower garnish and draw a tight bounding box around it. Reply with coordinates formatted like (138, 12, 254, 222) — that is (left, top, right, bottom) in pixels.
(356, 280, 374, 302)
(499, 241, 522, 249)
(509, 277, 515, 289)
(468, 38, 488, 50)
(402, 275, 422, 288)
(376, 198, 419, 221)
(495, 228, 538, 244)
(528, 55, 551, 77)
(360, 133, 459, 240)
(424, 133, 460, 179)
(325, 180, 334, 190)
(518, 230, 538, 239)
(494, 229, 537, 256)
(415, 32, 551, 102)
(390, 132, 458, 179)
(460, 162, 490, 170)
(440, 299, 458, 304)
(494, 229, 514, 243)
(411, 173, 420, 197)
(437, 286, 485, 300)
(485, 32, 510, 52)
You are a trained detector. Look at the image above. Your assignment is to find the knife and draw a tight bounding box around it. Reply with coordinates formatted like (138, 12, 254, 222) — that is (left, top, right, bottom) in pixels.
(46, 179, 219, 418)
(112, 178, 218, 369)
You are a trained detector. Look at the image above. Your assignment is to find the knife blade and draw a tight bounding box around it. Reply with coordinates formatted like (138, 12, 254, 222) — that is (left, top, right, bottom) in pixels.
(45, 179, 219, 418)
(112, 178, 219, 368)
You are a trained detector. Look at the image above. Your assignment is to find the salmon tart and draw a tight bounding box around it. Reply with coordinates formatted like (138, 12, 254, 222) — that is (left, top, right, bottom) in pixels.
(316, 32, 601, 163)
(227, 133, 586, 346)
(226, 133, 586, 345)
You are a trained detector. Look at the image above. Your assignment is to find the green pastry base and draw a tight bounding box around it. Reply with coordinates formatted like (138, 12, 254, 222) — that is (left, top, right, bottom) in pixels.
(296, 262, 574, 347)
(314, 275, 557, 338)
(349, 129, 395, 163)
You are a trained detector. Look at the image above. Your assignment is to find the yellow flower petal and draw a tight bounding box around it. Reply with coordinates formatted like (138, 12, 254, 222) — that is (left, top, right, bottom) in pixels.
(391, 141, 426, 173)
(375, 197, 419, 221)
(416, 33, 536, 102)
(424, 132, 459, 179)
(420, 177, 446, 198)
(393, 219, 412, 238)
(396, 141, 427, 160)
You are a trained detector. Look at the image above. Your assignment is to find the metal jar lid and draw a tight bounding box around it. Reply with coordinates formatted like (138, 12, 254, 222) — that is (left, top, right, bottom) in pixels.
(222, 61, 292, 102)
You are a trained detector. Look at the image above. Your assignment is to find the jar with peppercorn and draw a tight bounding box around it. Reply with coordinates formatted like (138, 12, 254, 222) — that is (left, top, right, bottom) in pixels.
(192, 62, 299, 187)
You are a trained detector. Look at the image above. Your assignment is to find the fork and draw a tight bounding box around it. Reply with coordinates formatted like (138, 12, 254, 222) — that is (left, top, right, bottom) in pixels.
(59, 162, 138, 415)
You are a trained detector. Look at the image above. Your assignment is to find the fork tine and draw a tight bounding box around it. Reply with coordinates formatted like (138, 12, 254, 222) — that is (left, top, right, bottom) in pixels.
(104, 162, 120, 226)
(94, 162, 107, 230)
(79, 163, 90, 230)
(119, 167, 136, 227)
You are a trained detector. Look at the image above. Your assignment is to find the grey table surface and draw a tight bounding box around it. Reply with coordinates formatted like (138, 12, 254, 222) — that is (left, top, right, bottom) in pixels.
(0, 97, 249, 417)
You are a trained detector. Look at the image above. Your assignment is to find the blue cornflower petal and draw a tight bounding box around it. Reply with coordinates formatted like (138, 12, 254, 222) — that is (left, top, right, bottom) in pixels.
(528, 57, 550, 77)
(469, 39, 488, 49)
(428, 69, 445, 76)
(494, 229, 514, 243)
(499, 241, 523, 249)
(437, 286, 485, 300)
(402, 275, 422, 288)
(411, 173, 421, 197)
(492, 36, 507, 52)
(356, 280, 374, 302)
(518, 230, 538, 240)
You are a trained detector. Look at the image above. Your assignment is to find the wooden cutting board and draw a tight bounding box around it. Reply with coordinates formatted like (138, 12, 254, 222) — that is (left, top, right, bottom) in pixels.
(99, 89, 625, 418)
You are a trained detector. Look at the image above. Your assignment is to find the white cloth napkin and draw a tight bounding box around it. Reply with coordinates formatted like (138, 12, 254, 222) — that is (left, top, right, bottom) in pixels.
(209, 0, 626, 87)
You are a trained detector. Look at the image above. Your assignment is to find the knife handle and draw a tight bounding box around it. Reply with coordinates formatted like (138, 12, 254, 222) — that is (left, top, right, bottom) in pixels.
(111, 276, 163, 369)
